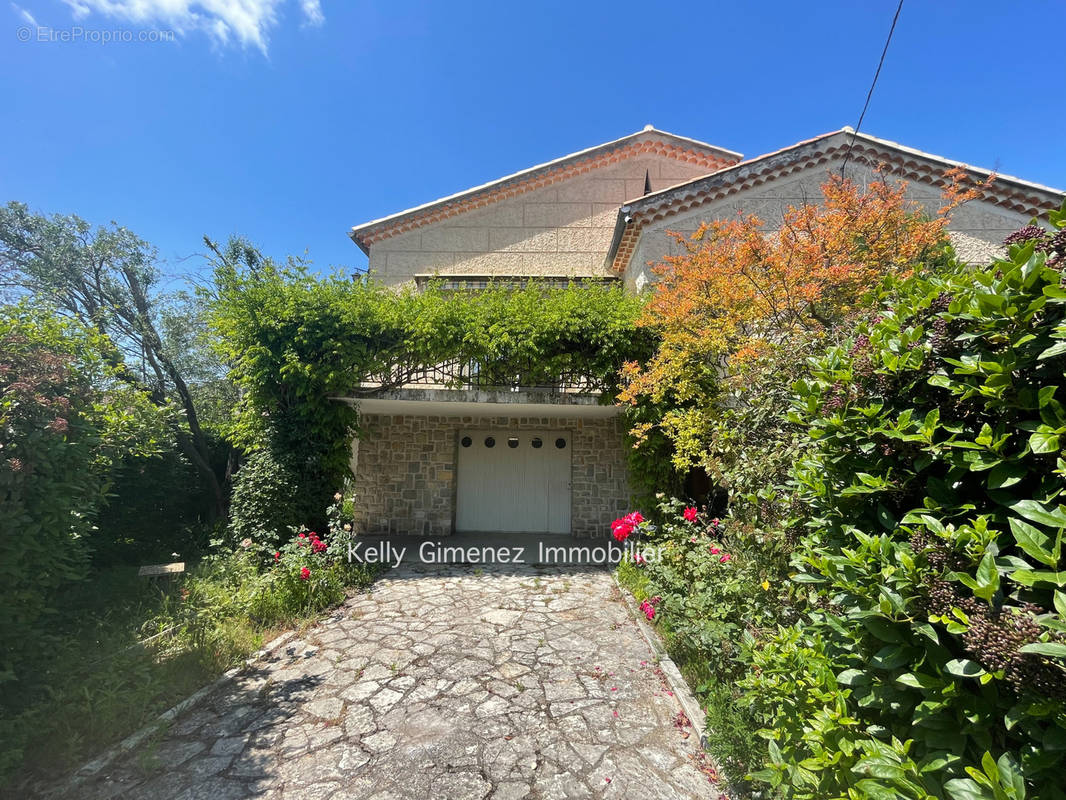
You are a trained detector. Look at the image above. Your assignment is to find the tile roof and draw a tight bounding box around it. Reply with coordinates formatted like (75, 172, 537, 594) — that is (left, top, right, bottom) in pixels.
(348, 127, 742, 254)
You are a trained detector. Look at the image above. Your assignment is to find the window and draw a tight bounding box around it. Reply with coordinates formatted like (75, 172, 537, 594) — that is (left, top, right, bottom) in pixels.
(484, 436, 496, 448)
(555, 438, 567, 449)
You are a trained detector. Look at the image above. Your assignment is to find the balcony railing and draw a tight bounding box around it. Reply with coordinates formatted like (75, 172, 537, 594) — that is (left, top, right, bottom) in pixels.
(354, 357, 599, 397)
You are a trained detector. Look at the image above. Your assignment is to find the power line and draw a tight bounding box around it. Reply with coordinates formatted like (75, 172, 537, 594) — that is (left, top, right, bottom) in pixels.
(841, 0, 905, 176)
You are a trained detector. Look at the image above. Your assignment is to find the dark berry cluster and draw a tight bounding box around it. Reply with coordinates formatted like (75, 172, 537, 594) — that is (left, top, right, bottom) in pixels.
(1004, 224, 1066, 268)
(819, 382, 848, 415)
(850, 333, 876, 386)
(915, 564, 1066, 699)
(929, 292, 954, 314)
(1047, 229, 1066, 256)
(1003, 225, 1047, 246)
(874, 370, 900, 397)
(929, 316, 959, 358)
(963, 605, 1066, 699)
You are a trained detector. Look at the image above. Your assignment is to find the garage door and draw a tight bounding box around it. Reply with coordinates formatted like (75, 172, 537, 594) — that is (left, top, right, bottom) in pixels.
(455, 431, 571, 533)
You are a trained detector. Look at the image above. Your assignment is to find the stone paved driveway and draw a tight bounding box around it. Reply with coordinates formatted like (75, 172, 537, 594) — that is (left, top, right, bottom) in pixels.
(73, 564, 719, 799)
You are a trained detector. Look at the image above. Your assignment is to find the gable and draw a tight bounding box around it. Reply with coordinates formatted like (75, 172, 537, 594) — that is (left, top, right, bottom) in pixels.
(351, 129, 741, 286)
(613, 129, 1066, 289)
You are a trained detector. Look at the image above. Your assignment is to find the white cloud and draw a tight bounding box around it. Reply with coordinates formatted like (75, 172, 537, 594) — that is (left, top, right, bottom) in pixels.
(11, 2, 37, 25)
(300, 0, 323, 27)
(58, 0, 325, 52)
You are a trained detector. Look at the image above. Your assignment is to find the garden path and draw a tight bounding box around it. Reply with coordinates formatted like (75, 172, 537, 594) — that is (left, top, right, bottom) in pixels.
(73, 563, 720, 799)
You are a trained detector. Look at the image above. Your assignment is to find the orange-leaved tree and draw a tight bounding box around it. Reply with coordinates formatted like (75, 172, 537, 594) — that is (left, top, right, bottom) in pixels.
(619, 168, 986, 477)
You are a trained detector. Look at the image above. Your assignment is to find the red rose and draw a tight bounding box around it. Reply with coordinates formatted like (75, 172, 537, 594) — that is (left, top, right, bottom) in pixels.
(299, 567, 310, 580)
(274, 551, 280, 561)
(683, 506, 698, 522)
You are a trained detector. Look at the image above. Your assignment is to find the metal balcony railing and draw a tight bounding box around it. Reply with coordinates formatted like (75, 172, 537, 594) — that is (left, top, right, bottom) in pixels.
(354, 357, 600, 397)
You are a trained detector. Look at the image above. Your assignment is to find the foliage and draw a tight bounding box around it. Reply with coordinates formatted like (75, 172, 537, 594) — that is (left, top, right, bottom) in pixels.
(619, 170, 982, 483)
(1, 494, 379, 790)
(742, 206, 1066, 799)
(0, 202, 231, 517)
(209, 240, 651, 539)
(95, 443, 224, 565)
(227, 447, 316, 547)
(0, 304, 169, 773)
(615, 497, 794, 781)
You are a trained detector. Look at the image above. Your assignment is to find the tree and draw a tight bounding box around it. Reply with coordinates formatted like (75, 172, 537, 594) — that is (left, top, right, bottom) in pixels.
(618, 169, 985, 477)
(0, 202, 228, 517)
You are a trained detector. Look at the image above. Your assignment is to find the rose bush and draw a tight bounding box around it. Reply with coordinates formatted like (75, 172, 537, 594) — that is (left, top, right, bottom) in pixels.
(615, 495, 792, 777)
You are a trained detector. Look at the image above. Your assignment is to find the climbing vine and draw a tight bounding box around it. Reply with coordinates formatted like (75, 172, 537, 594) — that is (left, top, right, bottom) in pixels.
(208, 241, 651, 539)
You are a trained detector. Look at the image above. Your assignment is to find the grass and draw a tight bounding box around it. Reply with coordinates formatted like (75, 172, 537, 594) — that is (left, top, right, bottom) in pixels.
(0, 555, 382, 795)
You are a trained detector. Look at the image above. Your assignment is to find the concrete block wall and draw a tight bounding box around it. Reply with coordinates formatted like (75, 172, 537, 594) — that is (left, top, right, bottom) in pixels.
(367, 154, 713, 286)
(624, 161, 1034, 290)
(350, 413, 631, 537)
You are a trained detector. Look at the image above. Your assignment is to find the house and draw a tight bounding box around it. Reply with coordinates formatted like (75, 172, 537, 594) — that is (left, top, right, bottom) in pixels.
(345, 126, 1065, 538)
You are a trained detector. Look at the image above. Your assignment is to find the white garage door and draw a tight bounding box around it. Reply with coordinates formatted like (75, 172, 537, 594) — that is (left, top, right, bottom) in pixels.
(456, 431, 571, 534)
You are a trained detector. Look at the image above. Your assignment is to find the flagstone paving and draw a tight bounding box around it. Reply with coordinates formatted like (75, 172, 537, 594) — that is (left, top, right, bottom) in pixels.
(71, 564, 720, 799)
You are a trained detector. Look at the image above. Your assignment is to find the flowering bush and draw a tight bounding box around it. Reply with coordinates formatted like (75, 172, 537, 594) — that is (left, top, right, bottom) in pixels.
(267, 528, 344, 610)
(639, 596, 660, 620)
(0, 306, 168, 748)
(617, 496, 785, 668)
(611, 511, 646, 541)
(616, 495, 792, 779)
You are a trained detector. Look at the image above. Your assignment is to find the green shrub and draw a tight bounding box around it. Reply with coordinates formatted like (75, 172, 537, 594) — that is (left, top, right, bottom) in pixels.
(744, 212, 1066, 799)
(0, 307, 166, 695)
(228, 447, 320, 547)
(94, 446, 219, 565)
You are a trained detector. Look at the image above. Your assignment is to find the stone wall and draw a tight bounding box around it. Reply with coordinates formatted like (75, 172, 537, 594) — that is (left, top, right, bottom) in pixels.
(350, 413, 630, 537)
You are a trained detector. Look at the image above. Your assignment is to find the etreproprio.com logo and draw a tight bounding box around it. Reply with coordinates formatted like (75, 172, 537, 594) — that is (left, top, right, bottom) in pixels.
(16, 25, 176, 44)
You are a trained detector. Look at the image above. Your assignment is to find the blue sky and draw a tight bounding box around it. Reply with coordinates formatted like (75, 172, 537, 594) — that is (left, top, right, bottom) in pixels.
(3, 0, 1064, 278)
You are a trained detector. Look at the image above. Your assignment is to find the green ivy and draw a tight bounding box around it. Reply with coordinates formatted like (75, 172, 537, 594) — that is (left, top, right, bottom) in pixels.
(208, 245, 652, 538)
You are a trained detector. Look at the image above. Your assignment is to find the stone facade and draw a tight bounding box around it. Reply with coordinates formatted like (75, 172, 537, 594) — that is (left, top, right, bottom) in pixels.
(367, 153, 713, 286)
(351, 412, 630, 537)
